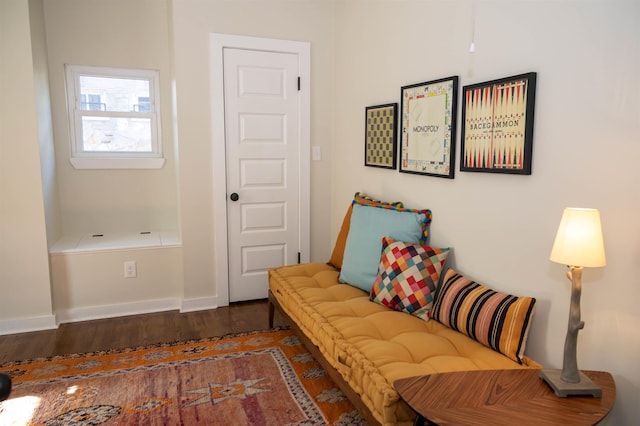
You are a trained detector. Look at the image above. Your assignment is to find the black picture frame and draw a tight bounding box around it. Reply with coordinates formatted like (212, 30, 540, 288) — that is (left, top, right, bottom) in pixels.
(460, 72, 537, 175)
(364, 103, 398, 169)
(399, 76, 458, 179)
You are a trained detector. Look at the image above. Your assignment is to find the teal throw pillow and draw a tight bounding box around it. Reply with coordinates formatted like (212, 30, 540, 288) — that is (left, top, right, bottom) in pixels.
(338, 203, 431, 292)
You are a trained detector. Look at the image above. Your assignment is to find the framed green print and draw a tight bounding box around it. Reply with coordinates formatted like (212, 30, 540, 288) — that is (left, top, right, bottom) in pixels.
(364, 103, 398, 169)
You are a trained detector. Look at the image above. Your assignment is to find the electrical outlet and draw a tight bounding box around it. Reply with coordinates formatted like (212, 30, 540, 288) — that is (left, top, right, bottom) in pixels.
(124, 261, 137, 278)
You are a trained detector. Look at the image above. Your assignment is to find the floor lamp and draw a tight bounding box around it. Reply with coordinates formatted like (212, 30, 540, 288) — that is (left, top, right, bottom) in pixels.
(540, 207, 606, 397)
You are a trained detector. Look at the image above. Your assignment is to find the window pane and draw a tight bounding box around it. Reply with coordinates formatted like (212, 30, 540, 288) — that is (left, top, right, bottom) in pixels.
(81, 116, 152, 152)
(136, 96, 151, 112)
(79, 75, 150, 112)
(81, 94, 104, 111)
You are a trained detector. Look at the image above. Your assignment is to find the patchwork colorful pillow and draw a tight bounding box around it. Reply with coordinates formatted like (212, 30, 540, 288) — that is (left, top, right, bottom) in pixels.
(339, 202, 432, 292)
(370, 237, 450, 321)
(431, 268, 536, 364)
(328, 192, 403, 270)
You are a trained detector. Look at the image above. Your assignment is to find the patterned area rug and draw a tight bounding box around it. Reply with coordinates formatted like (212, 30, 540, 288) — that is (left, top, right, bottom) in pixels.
(0, 328, 365, 425)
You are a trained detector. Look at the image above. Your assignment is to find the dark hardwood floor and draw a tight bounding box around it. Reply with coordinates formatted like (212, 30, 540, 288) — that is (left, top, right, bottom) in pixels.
(0, 299, 288, 364)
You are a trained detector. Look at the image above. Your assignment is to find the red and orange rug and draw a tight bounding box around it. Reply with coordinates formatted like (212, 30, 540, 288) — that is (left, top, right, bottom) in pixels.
(0, 328, 365, 425)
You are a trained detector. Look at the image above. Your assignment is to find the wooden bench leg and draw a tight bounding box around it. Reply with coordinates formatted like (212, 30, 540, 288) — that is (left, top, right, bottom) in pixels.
(414, 414, 437, 426)
(268, 291, 275, 328)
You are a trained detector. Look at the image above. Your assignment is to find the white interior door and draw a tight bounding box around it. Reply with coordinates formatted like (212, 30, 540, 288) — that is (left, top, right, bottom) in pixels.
(223, 48, 301, 302)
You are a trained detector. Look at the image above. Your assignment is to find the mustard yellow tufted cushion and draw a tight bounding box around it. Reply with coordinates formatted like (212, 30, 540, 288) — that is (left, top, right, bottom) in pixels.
(269, 263, 541, 426)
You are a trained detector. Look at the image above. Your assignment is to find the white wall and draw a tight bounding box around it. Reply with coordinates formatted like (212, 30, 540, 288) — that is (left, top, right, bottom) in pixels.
(332, 1, 639, 424)
(0, 0, 55, 329)
(43, 0, 180, 236)
(3, 0, 637, 422)
(29, 0, 61, 248)
(50, 246, 183, 322)
(171, 0, 335, 302)
(35, 0, 185, 321)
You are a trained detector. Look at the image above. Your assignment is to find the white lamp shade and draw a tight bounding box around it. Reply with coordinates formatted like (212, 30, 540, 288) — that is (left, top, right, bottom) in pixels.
(550, 208, 606, 267)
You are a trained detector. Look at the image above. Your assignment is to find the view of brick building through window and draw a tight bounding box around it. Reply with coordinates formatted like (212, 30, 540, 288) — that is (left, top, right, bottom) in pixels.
(78, 74, 153, 152)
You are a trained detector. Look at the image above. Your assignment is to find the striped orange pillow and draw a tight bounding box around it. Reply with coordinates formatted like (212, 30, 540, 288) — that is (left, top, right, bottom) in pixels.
(432, 268, 536, 364)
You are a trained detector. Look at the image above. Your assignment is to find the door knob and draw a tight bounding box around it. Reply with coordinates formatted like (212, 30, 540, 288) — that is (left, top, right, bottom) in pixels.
(230, 193, 239, 201)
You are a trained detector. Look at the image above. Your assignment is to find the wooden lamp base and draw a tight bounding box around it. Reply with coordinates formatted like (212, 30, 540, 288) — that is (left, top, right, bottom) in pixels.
(540, 369, 602, 398)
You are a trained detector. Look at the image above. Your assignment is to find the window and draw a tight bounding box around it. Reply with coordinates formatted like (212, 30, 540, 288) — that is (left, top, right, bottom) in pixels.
(65, 65, 164, 169)
(136, 97, 151, 112)
(81, 94, 104, 111)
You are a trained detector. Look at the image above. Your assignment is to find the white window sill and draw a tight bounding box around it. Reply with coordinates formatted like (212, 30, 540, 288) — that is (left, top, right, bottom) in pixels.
(70, 157, 165, 170)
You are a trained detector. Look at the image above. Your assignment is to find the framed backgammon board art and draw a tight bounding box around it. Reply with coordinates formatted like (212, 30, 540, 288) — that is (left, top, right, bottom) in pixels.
(400, 76, 458, 178)
(364, 103, 398, 169)
(460, 72, 537, 175)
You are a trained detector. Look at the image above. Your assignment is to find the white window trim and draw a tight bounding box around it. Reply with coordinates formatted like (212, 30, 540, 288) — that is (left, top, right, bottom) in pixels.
(65, 65, 165, 170)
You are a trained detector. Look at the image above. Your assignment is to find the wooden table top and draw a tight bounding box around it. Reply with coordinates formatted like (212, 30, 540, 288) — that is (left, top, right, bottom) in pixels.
(394, 369, 616, 425)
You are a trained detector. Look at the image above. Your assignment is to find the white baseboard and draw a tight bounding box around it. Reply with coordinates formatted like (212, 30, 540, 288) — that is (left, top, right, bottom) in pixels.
(0, 297, 225, 334)
(0, 314, 58, 336)
(55, 298, 182, 324)
(180, 296, 223, 313)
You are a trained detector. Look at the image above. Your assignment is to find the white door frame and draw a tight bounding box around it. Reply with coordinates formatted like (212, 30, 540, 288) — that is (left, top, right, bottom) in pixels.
(210, 33, 310, 306)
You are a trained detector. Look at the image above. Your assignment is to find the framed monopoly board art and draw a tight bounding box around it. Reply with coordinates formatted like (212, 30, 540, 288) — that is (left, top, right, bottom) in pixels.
(460, 72, 537, 175)
(399, 76, 458, 178)
(364, 103, 398, 169)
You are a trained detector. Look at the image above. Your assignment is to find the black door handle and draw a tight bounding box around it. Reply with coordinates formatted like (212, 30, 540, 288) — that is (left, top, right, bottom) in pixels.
(230, 193, 239, 201)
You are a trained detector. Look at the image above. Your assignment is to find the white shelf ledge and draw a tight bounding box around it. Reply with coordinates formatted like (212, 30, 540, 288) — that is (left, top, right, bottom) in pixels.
(50, 230, 181, 255)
